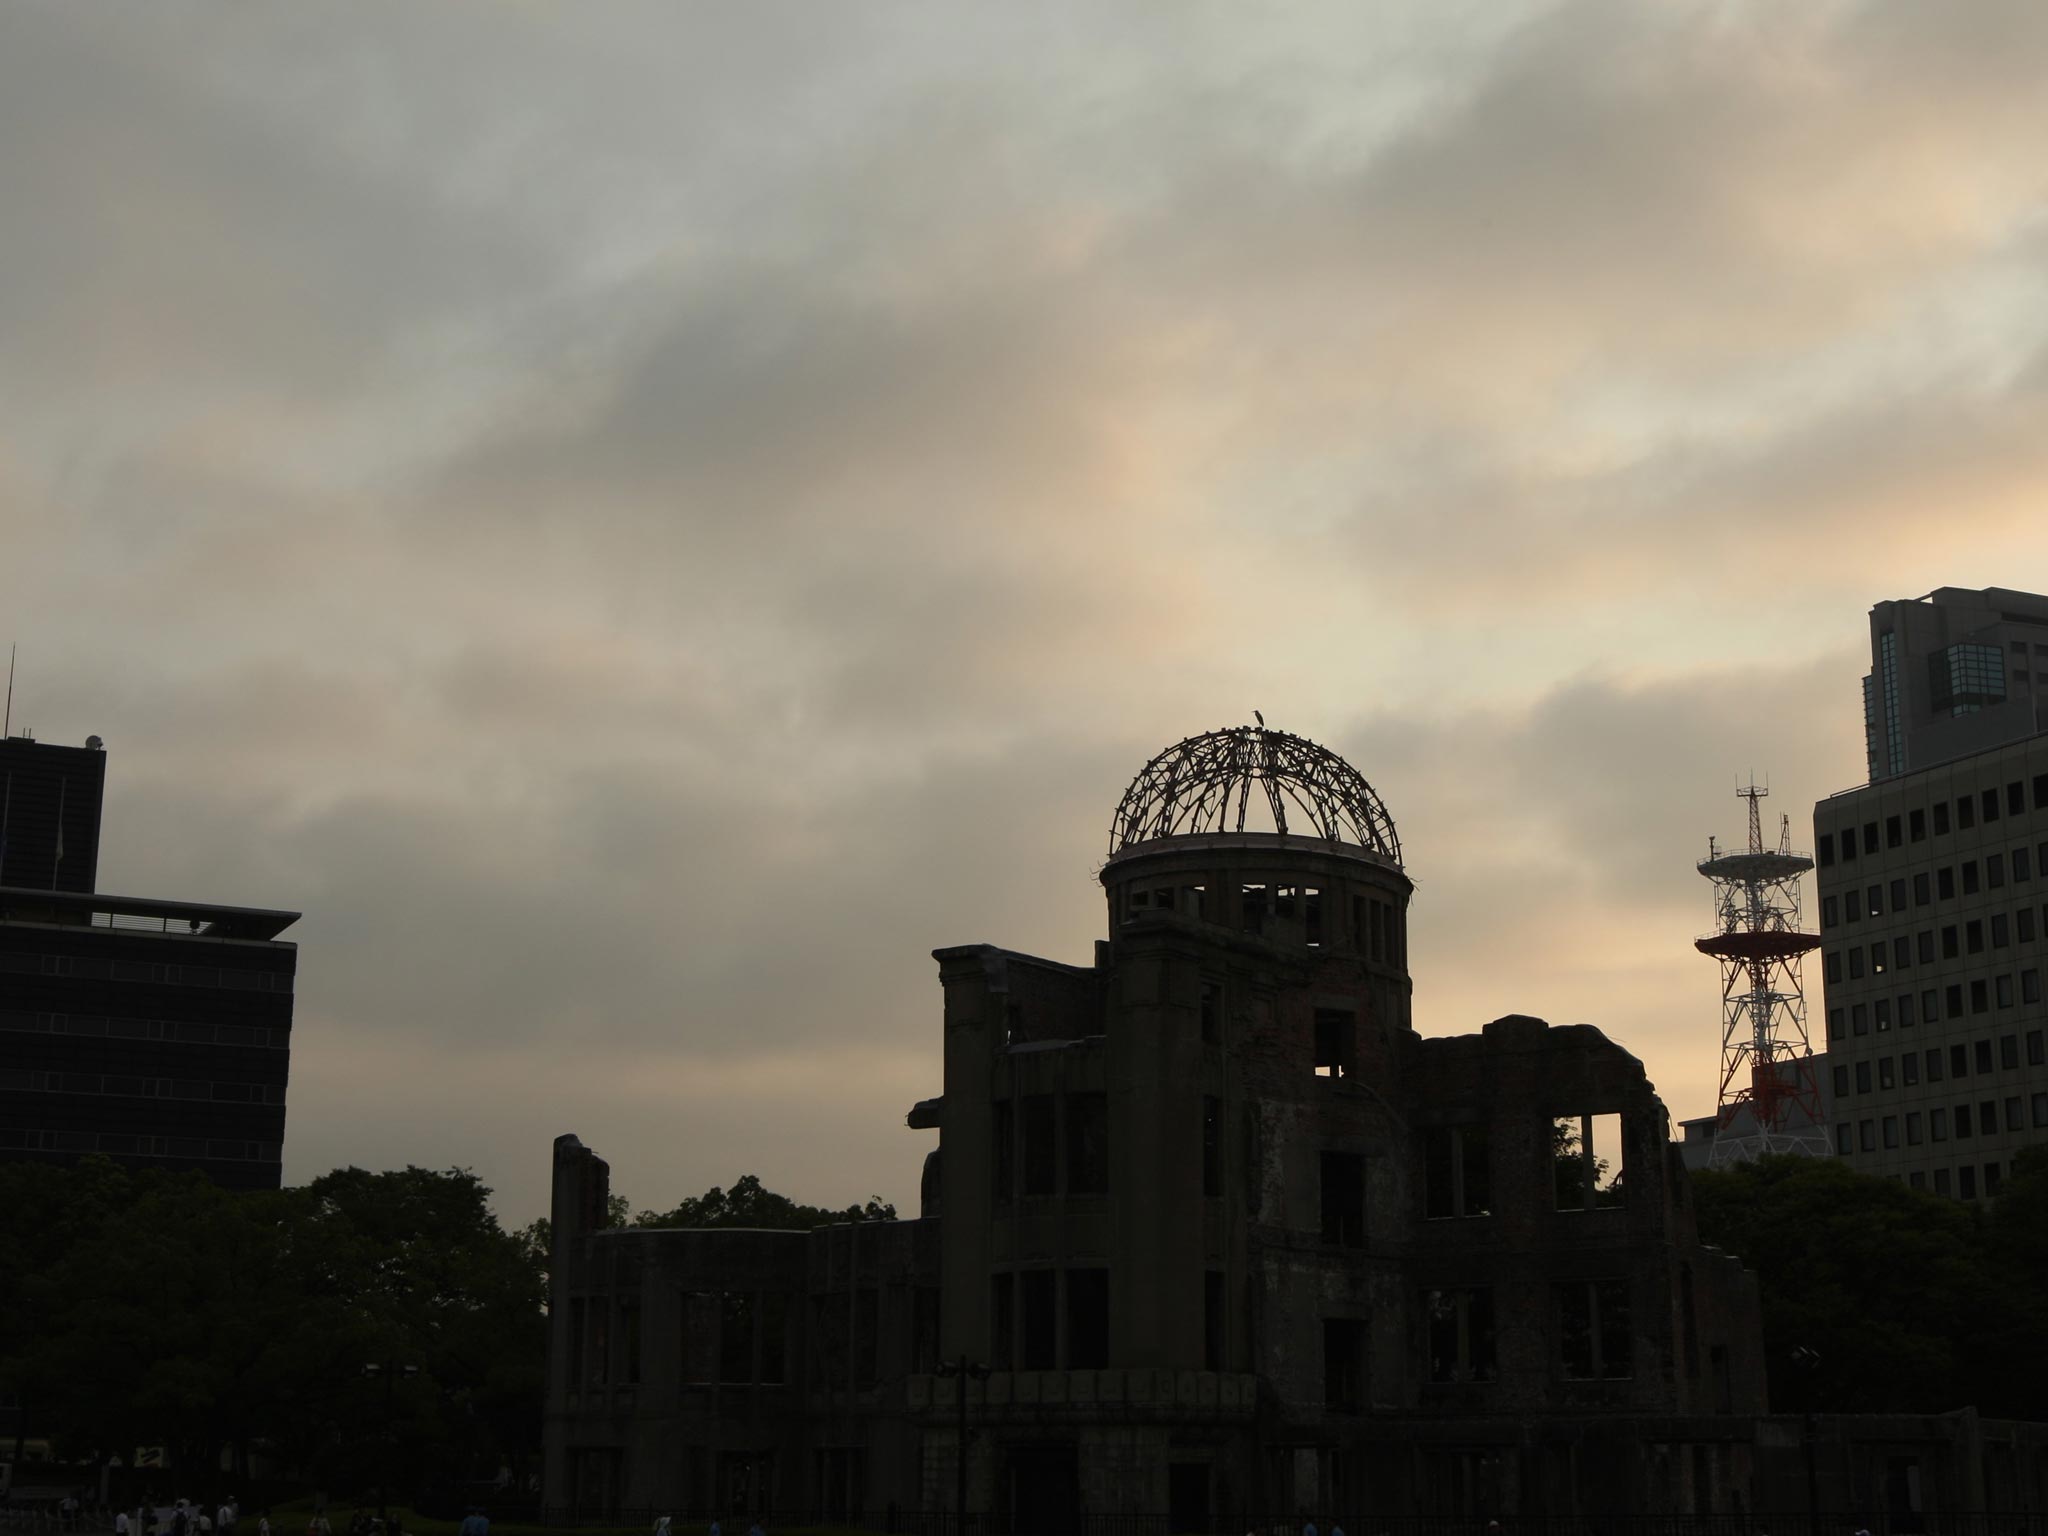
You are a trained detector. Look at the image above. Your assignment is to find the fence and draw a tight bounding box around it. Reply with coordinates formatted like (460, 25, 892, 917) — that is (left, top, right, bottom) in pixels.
(535, 1511, 2048, 1536)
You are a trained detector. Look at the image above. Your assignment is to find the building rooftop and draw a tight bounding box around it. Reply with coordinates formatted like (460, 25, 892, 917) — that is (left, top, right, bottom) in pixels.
(0, 883, 300, 941)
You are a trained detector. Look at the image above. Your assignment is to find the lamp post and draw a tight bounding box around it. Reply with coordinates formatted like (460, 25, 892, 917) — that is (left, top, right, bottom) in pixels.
(362, 1361, 420, 1528)
(935, 1356, 989, 1536)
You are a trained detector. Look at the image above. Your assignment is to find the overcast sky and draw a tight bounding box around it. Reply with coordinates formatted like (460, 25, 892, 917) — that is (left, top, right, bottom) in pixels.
(6, 0, 2048, 1226)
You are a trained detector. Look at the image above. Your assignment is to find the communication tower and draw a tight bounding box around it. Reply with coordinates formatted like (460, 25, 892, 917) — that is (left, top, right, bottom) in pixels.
(1695, 784, 1829, 1165)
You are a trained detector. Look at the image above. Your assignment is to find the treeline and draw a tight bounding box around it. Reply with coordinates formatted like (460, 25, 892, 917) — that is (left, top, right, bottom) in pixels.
(0, 1158, 544, 1496)
(1691, 1145, 2048, 1417)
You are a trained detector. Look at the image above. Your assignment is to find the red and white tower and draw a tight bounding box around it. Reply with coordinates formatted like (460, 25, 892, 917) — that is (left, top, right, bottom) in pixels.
(1695, 784, 1829, 1165)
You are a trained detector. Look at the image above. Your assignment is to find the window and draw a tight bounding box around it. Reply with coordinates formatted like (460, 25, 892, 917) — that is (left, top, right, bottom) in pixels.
(1876, 997, 1892, 1030)
(2018, 846, 2034, 883)
(991, 1274, 1014, 1368)
(1323, 1318, 1366, 1409)
(1900, 992, 1917, 1027)
(1922, 989, 1939, 1024)
(1067, 1092, 1108, 1195)
(1939, 866, 1956, 900)
(1858, 1120, 1874, 1152)
(2006, 1097, 2025, 1135)
(1834, 1123, 1852, 1154)
(1905, 1111, 1922, 1146)
(719, 1291, 756, 1385)
(1552, 1113, 1625, 1210)
(1951, 1043, 1969, 1077)
(1910, 1171, 1925, 1190)
(1887, 816, 1903, 849)
(1947, 983, 1964, 1018)
(2035, 1093, 2048, 1129)
(1943, 926, 1960, 959)
(1935, 801, 1951, 835)
(1320, 1151, 1366, 1246)
(1935, 1167, 1951, 1196)
(1202, 1095, 1221, 1197)
(993, 1100, 1014, 1202)
(1822, 896, 1838, 928)
(1067, 1268, 1109, 1369)
(1424, 1125, 1492, 1219)
(1021, 1095, 1060, 1196)
(1968, 920, 1984, 955)
(1984, 788, 2001, 824)
(1817, 832, 1835, 866)
(1200, 980, 1222, 1042)
(1832, 1064, 1850, 1098)
(1849, 949, 1865, 980)
(1976, 1038, 1994, 1074)
(1931, 1107, 1948, 1141)
(1891, 877, 1908, 911)
(1910, 807, 1927, 841)
(1826, 951, 1842, 983)
(1997, 974, 2014, 1008)
(2031, 1028, 2046, 1065)
(1868, 884, 1884, 917)
(1871, 942, 1886, 976)
(1205, 1271, 1225, 1372)
(1238, 883, 1267, 933)
(1918, 930, 1934, 964)
(1879, 1057, 1895, 1090)
(1865, 822, 1880, 855)
(1960, 1165, 1977, 1200)
(1557, 1279, 1632, 1380)
(1827, 1008, 1843, 1041)
(2023, 910, 2038, 944)
(1314, 1009, 1353, 1079)
(1903, 1052, 1920, 1086)
(1993, 912, 2011, 948)
(1842, 829, 1857, 862)
(1987, 1162, 2004, 1196)
(1426, 1287, 1497, 1383)
(1883, 1116, 1899, 1150)
(1989, 853, 2007, 889)
(1852, 1004, 1868, 1035)
(1855, 1062, 1872, 1094)
(1956, 1104, 1973, 1139)
(1914, 871, 1931, 906)
(1020, 1269, 1056, 1370)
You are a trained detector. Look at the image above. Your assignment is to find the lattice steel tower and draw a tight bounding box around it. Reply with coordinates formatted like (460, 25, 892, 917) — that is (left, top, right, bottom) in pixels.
(1695, 784, 1829, 1165)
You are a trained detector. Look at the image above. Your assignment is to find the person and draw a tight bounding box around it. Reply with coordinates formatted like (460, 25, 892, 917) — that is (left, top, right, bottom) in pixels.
(172, 1501, 190, 1536)
(653, 1519, 672, 1536)
(221, 1500, 238, 1536)
(307, 1510, 331, 1536)
(258, 1513, 271, 1536)
(196, 1509, 213, 1536)
(457, 1509, 489, 1536)
(746, 1521, 763, 1536)
(707, 1520, 719, 1536)
(118, 1512, 132, 1536)
(1303, 1520, 1317, 1536)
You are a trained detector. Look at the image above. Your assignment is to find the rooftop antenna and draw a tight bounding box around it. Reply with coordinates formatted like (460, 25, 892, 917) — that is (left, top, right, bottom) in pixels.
(1254, 710, 1265, 728)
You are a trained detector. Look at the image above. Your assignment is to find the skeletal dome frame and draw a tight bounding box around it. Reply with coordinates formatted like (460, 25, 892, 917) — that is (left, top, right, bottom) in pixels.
(1108, 724, 1402, 866)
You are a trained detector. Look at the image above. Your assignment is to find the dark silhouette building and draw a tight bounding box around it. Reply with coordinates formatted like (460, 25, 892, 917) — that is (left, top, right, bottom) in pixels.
(0, 733, 298, 1190)
(547, 727, 1803, 1522)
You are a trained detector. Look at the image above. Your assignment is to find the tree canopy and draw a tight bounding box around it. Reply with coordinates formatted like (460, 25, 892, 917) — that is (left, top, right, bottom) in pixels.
(630, 1173, 896, 1231)
(1690, 1147, 2048, 1416)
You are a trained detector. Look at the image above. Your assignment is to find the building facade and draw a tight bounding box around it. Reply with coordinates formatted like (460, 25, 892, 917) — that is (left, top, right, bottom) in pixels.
(1817, 588, 2048, 1197)
(0, 734, 299, 1190)
(1860, 586, 2048, 782)
(1813, 736, 2048, 1196)
(548, 727, 1775, 1525)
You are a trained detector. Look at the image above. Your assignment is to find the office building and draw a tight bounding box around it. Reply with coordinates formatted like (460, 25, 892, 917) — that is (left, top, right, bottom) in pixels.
(1817, 587, 2048, 1196)
(0, 734, 299, 1190)
(1860, 586, 2048, 782)
(547, 725, 1780, 1525)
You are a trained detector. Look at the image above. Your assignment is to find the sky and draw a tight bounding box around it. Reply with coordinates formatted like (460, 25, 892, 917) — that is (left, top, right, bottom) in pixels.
(5, 0, 2048, 1227)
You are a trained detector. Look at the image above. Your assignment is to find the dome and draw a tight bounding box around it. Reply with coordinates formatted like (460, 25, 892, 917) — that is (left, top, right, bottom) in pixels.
(1108, 724, 1401, 866)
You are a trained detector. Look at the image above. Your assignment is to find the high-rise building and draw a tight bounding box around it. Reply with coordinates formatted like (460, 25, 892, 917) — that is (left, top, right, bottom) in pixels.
(0, 734, 299, 1190)
(1860, 586, 2048, 782)
(0, 734, 108, 894)
(1816, 587, 2048, 1197)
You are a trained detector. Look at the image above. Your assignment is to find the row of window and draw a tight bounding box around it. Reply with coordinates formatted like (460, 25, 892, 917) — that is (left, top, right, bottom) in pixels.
(0, 1127, 281, 1161)
(1422, 1116, 1626, 1221)
(1825, 971, 2042, 1037)
(1825, 920, 2046, 984)
(1120, 883, 1407, 962)
(1833, 1032, 2046, 1098)
(1420, 1280, 1634, 1387)
(1905, 1163, 2005, 1199)
(0, 950, 294, 992)
(1818, 774, 2048, 867)
(1822, 841, 2048, 926)
(0, 1069, 286, 1104)
(0, 1009, 290, 1050)
(1837, 1094, 2048, 1157)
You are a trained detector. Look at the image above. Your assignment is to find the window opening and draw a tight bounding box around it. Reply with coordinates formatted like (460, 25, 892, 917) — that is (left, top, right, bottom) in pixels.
(1553, 1113, 1625, 1210)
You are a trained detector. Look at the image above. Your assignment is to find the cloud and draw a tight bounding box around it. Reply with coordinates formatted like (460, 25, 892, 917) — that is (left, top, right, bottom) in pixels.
(7, 0, 2044, 1220)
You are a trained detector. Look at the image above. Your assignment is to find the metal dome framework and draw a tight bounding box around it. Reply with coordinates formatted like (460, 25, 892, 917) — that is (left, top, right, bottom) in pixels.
(1109, 725, 1402, 865)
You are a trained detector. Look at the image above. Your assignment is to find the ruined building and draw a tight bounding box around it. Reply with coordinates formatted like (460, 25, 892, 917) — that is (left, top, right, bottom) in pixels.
(547, 725, 1775, 1524)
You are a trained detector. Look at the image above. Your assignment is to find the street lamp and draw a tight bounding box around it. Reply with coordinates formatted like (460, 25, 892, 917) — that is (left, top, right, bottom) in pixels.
(362, 1362, 420, 1528)
(935, 1356, 990, 1536)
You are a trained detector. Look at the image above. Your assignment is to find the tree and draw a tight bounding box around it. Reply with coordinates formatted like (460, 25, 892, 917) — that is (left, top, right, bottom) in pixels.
(1691, 1154, 2046, 1415)
(630, 1173, 895, 1231)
